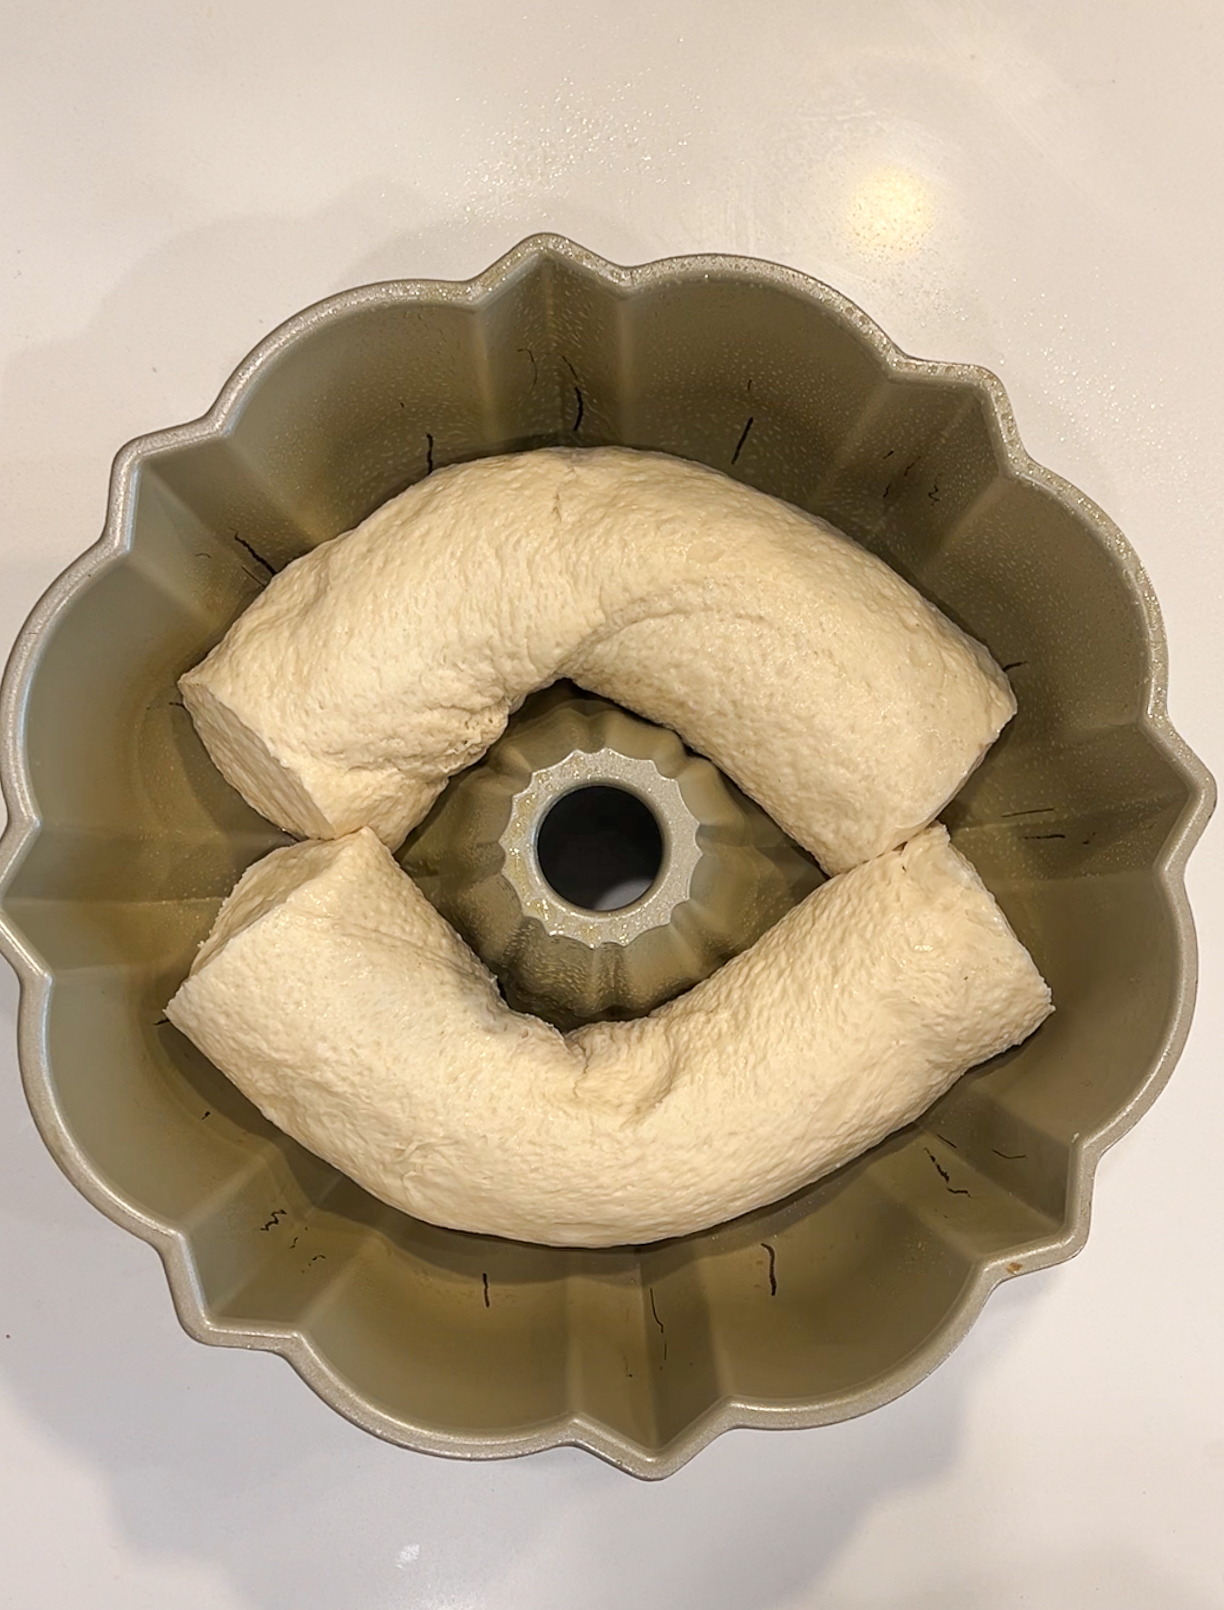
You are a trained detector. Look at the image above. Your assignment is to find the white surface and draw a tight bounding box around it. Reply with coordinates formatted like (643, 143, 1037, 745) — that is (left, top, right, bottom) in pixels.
(1, 1, 1221, 1604)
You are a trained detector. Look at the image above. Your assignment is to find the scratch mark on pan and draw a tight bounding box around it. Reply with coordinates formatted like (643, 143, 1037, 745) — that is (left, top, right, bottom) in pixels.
(761, 1242, 778, 1296)
(234, 534, 276, 574)
(648, 1287, 667, 1360)
(925, 1147, 952, 1184)
(560, 355, 584, 433)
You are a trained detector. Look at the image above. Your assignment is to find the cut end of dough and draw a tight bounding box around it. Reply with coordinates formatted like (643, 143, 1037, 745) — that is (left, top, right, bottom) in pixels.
(179, 671, 335, 840)
(181, 835, 356, 980)
(180, 671, 432, 847)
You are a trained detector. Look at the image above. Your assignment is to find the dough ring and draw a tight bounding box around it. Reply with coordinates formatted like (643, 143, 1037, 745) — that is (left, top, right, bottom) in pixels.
(168, 825, 1050, 1247)
(171, 447, 1050, 1246)
(181, 448, 1016, 875)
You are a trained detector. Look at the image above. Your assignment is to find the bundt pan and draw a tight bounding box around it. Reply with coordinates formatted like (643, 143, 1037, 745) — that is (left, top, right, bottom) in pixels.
(0, 236, 1212, 1479)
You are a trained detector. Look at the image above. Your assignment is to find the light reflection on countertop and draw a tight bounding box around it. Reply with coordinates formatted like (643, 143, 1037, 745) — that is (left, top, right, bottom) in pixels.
(846, 165, 936, 258)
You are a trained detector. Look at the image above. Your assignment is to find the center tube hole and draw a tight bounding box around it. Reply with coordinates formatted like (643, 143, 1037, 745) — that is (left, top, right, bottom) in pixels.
(536, 785, 664, 912)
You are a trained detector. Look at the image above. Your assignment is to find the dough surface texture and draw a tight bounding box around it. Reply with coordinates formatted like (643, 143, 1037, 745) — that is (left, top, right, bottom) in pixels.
(167, 826, 1051, 1247)
(181, 448, 1015, 873)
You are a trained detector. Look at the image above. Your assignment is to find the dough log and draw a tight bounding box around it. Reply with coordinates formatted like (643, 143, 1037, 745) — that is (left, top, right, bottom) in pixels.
(167, 826, 1051, 1247)
(181, 449, 1015, 874)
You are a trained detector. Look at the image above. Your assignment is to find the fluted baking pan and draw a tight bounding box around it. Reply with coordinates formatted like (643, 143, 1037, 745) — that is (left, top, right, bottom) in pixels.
(0, 236, 1212, 1478)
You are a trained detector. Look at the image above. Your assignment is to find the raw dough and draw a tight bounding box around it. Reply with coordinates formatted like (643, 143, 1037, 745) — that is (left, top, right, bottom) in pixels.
(182, 448, 1015, 874)
(167, 825, 1051, 1247)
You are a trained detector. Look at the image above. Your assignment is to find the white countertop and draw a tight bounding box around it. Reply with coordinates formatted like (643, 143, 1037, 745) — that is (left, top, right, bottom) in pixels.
(2, 3, 1222, 1605)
